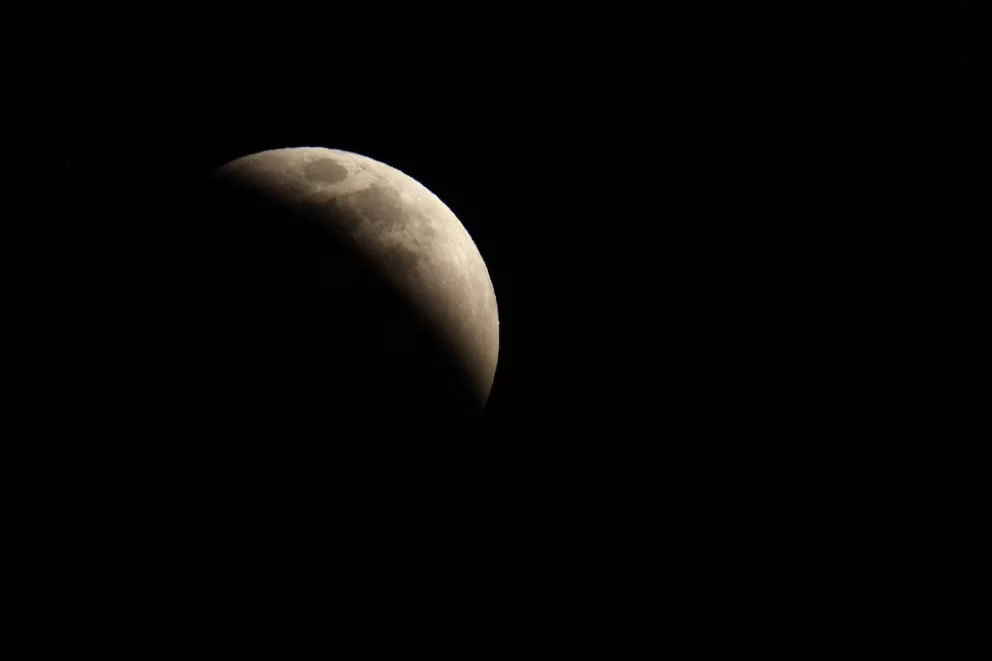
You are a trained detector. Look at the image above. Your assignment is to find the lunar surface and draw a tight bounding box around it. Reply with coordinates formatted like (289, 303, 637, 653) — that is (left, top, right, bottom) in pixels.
(206, 148, 498, 420)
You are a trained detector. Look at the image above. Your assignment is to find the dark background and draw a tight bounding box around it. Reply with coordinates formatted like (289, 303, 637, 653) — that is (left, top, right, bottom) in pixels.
(12, 6, 661, 439)
(7, 3, 988, 642)
(10, 5, 988, 436)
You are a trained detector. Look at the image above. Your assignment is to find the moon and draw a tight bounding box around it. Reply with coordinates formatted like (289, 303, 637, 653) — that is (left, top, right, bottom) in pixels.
(206, 147, 499, 420)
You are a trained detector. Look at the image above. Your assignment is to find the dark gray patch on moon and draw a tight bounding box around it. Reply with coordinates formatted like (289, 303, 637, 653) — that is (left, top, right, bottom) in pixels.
(304, 158, 348, 183)
(346, 185, 409, 230)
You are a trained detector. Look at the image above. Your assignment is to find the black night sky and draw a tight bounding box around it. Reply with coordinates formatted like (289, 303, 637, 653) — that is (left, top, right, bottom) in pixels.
(8, 4, 987, 638)
(14, 8, 666, 439)
(12, 3, 987, 449)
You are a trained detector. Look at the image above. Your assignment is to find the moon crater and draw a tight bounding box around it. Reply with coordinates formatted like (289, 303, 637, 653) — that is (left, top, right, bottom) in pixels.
(304, 158, 349, 183)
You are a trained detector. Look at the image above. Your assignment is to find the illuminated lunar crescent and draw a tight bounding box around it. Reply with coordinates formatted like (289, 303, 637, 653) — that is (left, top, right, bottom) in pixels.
(211, 148, 499, 414)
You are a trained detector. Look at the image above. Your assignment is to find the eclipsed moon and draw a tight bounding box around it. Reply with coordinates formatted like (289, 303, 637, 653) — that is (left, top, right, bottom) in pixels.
(210, 147, 499, 413)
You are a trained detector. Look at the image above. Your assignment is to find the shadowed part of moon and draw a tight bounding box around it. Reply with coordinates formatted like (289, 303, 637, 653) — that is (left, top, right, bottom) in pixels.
(304, 158, 348, 183)
(323, 197, 363, 233)
(387, 243, 421, 273)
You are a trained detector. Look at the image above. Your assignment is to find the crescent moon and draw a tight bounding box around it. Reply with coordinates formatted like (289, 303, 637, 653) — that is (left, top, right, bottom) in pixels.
(212, 147, 499, 412)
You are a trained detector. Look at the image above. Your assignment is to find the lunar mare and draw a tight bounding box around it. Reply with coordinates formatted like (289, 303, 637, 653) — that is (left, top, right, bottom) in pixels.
(213, 148, 499, 408)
